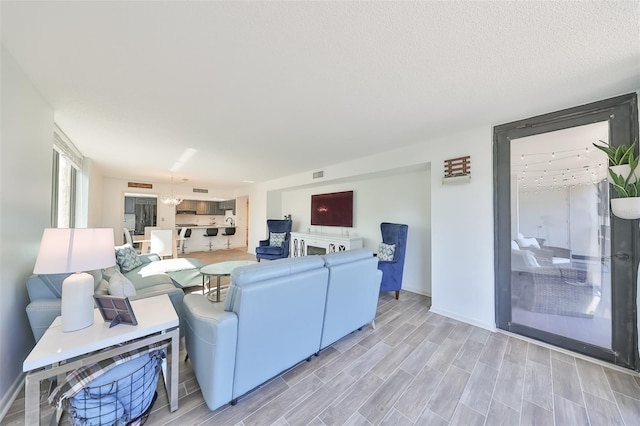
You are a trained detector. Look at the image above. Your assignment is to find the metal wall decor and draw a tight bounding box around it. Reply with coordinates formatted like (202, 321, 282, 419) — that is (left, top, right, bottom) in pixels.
(443, 155, 471, 184)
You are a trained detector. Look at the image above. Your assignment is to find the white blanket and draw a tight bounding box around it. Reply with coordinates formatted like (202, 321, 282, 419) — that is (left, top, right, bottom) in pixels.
(136, 259, 201, 277)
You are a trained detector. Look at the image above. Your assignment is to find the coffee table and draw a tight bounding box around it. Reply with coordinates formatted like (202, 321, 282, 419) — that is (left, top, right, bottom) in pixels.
(200, 260, 257, 302)
(22, 294, 179, 426)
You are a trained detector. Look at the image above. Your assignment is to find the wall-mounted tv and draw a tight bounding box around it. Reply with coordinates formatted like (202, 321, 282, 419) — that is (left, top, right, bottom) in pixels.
(311, 190, 353, 227)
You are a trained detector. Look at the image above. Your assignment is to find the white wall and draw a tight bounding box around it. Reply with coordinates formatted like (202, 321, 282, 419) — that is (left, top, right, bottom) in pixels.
(84, 158, 105, 228)
(519, 189, 570, 248)
(0, 46, 55, 417)
(248, 125, 495, 330)
(519, 185, 604, 257)
(428, 127, 495, 329)
(276, 168, 431, 295)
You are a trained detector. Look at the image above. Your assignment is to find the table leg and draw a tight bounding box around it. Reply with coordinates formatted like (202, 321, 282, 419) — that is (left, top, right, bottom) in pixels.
(216, 276, 222, 302)
(24, 373, 40, 426)
(169, 328, 179, 412)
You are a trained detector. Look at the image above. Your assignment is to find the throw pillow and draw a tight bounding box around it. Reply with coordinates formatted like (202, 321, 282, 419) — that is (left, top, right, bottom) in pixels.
(511, 240, 520, 250)
(269, 232, 286, 247)
(114, 244, 142, 273)
(523, 250, 541, 268)
(108, 270, 137, 297)
(517, 236, 540, 249)
(378, 242, 396, 261)
(95, 278, 110, 296)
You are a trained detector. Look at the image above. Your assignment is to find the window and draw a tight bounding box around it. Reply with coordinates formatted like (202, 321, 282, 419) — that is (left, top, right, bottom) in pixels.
(52, 125, 82, 228)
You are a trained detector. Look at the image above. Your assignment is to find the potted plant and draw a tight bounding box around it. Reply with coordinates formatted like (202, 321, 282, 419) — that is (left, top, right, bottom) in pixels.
(609, 168, 640, 219)
(593, 140, 640, 219)
(592, 140, 639, 183)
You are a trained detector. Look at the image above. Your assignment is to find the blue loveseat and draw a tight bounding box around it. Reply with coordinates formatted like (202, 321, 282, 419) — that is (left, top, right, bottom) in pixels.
(182, 249, 381, 411)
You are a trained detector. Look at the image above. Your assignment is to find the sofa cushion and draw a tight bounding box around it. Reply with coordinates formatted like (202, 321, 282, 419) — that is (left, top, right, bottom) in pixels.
(125, 271, 174, 291)
(377, 242, 395, 261)
(133, 283, 182, 300)
(124, 258, 204, 289)
(255, 245, 283, 255)
(511, 249, 540, 271)
(108, 270, 137, 297)
(96, 278, 109, 296)
(115, 244, 143, 273)
(269, 232, 286, 247)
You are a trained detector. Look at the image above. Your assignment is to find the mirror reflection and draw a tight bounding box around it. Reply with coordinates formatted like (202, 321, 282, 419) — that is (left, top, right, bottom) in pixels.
(510, 121, 612, 349)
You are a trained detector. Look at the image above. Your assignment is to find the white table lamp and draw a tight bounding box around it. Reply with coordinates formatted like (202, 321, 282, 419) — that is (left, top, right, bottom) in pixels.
(33, 228, 115, 332)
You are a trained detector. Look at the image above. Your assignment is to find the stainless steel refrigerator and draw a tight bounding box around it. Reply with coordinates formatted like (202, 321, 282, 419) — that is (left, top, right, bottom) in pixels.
(134, 204, 157, 235)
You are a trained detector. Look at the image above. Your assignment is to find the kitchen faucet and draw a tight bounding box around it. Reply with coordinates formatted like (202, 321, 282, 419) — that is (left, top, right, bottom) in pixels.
(226, 217, 234, 226)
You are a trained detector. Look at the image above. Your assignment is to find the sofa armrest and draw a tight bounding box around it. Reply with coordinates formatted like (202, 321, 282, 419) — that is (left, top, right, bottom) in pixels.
(26, 299, 62, 342)
(183, 294, 238, 411)
(258, 239, 269, 247)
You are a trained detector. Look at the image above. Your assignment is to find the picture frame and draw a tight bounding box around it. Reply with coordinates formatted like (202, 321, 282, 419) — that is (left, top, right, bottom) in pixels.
(93, 295, 138, 328)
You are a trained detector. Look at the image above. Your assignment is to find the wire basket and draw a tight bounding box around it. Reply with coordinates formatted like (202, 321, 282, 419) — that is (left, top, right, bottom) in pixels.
(66, 350, 163, 426)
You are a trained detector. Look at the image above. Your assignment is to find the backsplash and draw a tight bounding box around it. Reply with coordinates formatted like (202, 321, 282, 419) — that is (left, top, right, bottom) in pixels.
(175, 214, 225, 226)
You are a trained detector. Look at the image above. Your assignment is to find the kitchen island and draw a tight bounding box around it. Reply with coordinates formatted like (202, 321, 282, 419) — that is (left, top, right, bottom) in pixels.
(175, 225, 238, 253)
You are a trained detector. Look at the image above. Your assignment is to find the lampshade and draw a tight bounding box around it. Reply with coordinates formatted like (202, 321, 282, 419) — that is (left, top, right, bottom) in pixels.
(34, 228, 116, 332)
(34, 228, 116, 274)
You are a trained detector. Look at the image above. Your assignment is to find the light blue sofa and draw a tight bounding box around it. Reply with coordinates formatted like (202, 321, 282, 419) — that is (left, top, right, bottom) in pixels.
(25, 253, 202, 342)
(183, 249, 381, 411)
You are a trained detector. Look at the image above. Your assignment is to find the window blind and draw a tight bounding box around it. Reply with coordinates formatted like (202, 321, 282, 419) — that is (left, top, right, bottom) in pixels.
(53, 124, 83, 170)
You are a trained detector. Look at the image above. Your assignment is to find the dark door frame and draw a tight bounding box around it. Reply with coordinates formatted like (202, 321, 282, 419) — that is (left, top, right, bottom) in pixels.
(494, 93, 639, 370)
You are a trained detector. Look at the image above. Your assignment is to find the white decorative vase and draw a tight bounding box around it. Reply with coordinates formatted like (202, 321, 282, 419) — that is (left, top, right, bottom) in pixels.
(608, 164, 639, 184)
(611, 198, 640, 220)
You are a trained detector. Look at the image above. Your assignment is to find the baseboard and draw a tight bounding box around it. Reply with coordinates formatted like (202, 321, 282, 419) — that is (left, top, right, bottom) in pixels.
(429, 305, 496, 332)
(0, 372, 25, 422)
(401, 287, 431, 297)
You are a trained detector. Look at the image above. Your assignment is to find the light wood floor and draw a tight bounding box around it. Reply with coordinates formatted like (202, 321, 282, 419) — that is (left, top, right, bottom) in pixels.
(4, 249, 640, 425)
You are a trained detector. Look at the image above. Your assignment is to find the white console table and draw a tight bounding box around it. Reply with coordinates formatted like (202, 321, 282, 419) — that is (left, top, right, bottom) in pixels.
(23, 295, 179, 426)
(290, 232, 363, 257)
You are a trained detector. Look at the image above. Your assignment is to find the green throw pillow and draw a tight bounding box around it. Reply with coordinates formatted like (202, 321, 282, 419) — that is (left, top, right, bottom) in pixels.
(114, 244, 142, 273)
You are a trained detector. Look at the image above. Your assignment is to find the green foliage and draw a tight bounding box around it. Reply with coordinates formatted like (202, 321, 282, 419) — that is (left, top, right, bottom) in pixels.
(596, 140, 640, 198)
(592, 140, 636, 166)
(609, 168, 640, 197)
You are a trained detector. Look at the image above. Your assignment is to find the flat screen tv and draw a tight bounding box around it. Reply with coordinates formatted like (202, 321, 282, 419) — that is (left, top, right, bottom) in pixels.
(311, 190, 353, 227)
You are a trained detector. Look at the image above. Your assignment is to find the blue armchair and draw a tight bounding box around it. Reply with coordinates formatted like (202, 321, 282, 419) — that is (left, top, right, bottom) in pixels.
(256, 219, 292, 262)
(377, 222, 408, 299)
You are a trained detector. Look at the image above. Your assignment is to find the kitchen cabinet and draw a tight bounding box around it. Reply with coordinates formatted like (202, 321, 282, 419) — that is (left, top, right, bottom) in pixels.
(176, 199, 234, 215)
(210, 201, 222, 215)
(219, 199, 236, 214)
(177, 200, 197, 213)
(196, 201, 217, 215)
(124, 197, 135, 214)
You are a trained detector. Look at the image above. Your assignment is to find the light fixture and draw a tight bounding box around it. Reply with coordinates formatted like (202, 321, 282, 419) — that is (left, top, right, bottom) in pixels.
(161, 176, 183, 206)
(33, 228, 115, 332)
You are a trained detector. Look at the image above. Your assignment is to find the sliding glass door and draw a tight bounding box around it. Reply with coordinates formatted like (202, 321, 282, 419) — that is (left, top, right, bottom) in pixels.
(494, 94, 639, 369)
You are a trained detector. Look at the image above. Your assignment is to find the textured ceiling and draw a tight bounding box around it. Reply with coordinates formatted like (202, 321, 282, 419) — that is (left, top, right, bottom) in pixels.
(1, 1, 639, 191)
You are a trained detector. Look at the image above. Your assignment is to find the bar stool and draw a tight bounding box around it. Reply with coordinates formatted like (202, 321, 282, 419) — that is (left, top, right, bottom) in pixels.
(222, 227, 236, 249)
(203, 228, 218, 251)
(181, 228, 192, 254)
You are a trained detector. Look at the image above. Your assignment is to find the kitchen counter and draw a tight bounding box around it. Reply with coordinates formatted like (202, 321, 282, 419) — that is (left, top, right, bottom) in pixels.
(175, 225, 235, 229)
(175, 225, 238, 253)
